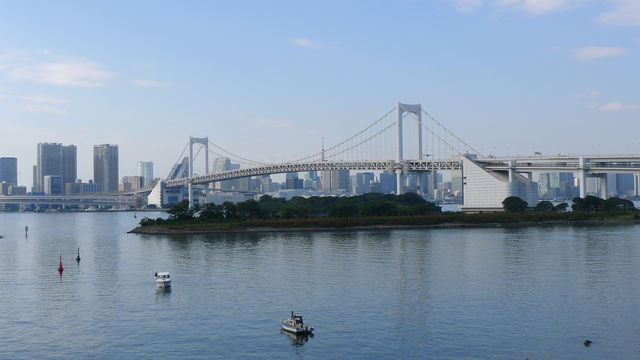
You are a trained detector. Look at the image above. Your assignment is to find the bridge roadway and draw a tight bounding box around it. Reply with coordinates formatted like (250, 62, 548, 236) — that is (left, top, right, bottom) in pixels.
(165, 155, 640, 188)
(165, 159, 463, 187)
(476, 155, 640, 173)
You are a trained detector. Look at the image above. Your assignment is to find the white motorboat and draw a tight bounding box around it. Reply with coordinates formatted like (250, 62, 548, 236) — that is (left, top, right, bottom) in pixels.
(155, 272, 171, 287)
(281, 312, 314, 335)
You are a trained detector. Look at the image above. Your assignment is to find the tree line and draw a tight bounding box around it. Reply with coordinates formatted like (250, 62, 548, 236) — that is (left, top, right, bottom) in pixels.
(502, 195, 636, 213)
(140, 192, 442, 226)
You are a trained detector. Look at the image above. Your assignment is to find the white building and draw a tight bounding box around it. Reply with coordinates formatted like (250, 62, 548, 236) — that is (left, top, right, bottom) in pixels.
(462, 156, 538, 212)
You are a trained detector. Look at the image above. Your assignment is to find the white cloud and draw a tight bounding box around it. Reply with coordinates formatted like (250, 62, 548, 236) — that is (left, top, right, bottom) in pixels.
(19, 104, 68, 114)
(0, 49, 116, 87)
(0, 94, 7, 100)
(132, 78, 170, 88)
(447, 0, 586, 14)
(495, 0, 577, 15)
(10, 60, 116, 87)
(289, 38, 331, 50)
(450, 0, 484, 12)
(22, 94, 68, 105)
(575, 90, 601, 99)
(588, 101, 640, 111)
(573, 46, 629, 61)
(596, 0, 640, 26)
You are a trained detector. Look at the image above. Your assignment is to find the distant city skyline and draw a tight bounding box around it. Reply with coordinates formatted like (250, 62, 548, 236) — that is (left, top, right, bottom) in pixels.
(1, 1, 639, 188)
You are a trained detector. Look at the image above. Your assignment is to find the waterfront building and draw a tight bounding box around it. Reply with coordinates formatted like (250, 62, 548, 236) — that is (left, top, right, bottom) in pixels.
(0, 157, 18, 186)
(137, 161, 154, 187)
(461, 156, 538, 212)
(43, 175, 62, 195)
(66, 179, 103, 195)
(93, 144, 119, 192)
(8, 185, 27, 195)
(120, 176, 144, 192)
(36, 143, 62, 193)
(62, 145, 77, 193)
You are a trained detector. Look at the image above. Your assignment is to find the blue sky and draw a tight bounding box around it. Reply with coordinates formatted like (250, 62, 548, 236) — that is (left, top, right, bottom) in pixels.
(0, 0, 639, 187)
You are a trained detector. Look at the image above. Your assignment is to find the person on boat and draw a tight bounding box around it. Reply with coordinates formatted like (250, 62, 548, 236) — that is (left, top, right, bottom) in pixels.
(154, 272, 158, 277)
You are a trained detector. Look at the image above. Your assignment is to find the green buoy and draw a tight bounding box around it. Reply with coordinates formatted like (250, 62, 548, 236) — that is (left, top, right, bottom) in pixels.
(76, 248, 81, 262)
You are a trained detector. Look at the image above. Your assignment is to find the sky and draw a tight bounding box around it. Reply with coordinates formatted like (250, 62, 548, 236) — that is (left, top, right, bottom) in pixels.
(0, 0, 639, 188)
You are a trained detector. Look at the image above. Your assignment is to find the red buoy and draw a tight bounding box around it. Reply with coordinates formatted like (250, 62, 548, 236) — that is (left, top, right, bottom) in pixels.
(58, 256, 64, 273)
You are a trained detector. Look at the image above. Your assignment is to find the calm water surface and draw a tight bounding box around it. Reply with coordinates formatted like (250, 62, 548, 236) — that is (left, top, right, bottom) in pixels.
(0, 212, 639, 359)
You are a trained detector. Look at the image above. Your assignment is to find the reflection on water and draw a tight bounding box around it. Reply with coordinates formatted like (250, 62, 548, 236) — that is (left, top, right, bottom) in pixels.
(281, 328, 314, 346)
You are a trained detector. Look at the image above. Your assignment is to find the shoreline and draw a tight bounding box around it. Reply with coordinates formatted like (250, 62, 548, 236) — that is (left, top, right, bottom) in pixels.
(129, 218, 637, 235)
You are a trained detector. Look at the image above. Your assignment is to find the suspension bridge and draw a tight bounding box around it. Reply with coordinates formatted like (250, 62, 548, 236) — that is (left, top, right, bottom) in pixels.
(155, 102, 640, 211)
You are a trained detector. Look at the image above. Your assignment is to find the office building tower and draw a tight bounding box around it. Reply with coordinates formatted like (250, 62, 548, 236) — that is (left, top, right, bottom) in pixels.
(286, 173, 303, 189)
(36, 143, 63, 193)
(320, 170, 350, 192)
(137, 161, 154, 187)
(32, 165, 38, 193)
(62, 145, 77, 192)
(616, 173, 635, 196)
(379, 172, 397, 194)
(94, 144, 119, 192)
(0, 157, 18, 186)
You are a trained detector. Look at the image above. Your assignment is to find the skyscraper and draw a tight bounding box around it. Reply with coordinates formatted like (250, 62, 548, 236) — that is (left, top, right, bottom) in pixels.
(62, 145, 77, 193)
(94, 144, 119, 192)
(137, 161, 154, 186)
(0, 157, 18, 186)
(35, 143, 77, 193)
(36, 143, 62, 193)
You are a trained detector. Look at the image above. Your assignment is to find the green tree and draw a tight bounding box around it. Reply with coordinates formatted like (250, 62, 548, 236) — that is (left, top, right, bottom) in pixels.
(199, 203, 224, 221)
(534, 200, 554, 212)
(553, 202, 569, 212)
(571, 195, 603, 212)
(603, 197, 635, 211)
(222, 201, 238, 220)
(328, 204, 358, 218)
(502, 196, 527, 212)
(238, 199, 263, 219)
(167, 200, 193, 220)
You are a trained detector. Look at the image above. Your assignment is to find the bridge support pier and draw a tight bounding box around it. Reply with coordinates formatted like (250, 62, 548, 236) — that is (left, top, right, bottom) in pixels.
(396, 170, 403, 195)
(599, 175, 608, 199)
(578, 157, 587, 198)
(188, 182, 193, 209)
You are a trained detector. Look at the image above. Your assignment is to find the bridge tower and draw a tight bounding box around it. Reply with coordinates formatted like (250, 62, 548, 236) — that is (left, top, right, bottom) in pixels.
(188, 136, 208, 208)
(188, 137, 209, 178)
(396, 103, 422, 195)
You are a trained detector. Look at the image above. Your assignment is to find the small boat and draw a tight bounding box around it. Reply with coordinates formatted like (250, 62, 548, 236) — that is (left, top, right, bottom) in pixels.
(155, 272, 171, 287)
(281, 311, 314, 335)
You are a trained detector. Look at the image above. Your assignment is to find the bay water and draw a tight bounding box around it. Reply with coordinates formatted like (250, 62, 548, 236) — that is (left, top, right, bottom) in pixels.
(0, 212, 639, 359)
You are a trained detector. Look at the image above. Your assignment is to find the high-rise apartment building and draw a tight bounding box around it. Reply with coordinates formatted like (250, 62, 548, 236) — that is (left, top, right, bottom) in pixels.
(62, 145, 77, 190)
(94, 144, 119, 192)
(0, 157, 18, 186)
(137, 161, 154, 187)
